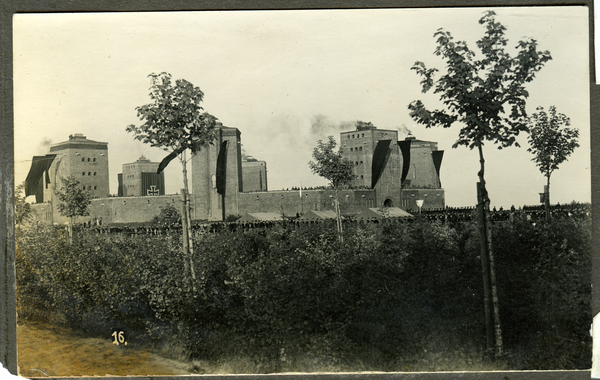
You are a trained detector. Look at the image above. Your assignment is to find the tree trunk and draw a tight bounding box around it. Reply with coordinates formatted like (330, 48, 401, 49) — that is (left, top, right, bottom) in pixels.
(545, 175, 551, 221)
(476, 143, 503, 358)
(334, 189, 343, 243)
(180, 152, 197, 287)
(477, 182, 493, 355)
(180, 190, 190, 274)
(68, 216, 74, 243)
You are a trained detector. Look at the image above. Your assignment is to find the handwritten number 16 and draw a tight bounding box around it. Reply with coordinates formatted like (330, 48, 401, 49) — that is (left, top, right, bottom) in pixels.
(112, 331, 126, 345)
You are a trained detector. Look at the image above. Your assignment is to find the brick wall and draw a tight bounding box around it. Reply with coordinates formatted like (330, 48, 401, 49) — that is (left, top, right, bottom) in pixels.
(401, 189, 445, 211)
(31, 188, 444, 225)
(31, 195, 183, 225)
(238, 189, 377, 217)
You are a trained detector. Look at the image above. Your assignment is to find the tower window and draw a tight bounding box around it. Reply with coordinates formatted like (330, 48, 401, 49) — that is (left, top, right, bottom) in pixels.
(93, 158, 96, 162)
(82, 172, 85, 176)
(94, 172, 97, 176)
(94, 186, 97, 190)
(359, 147, 362, 151)
(82, 158, 85, 162)
(88, 172, 91, 176)
(350, 148, 353, 152)
(87, 158, 91, 162)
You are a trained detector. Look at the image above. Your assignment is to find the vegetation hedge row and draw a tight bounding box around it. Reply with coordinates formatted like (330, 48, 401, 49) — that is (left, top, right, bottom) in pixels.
(15, 214, 591, 372)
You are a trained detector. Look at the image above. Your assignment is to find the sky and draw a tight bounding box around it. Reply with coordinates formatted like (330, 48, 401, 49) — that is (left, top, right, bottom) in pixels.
(13, 6, 591, 209)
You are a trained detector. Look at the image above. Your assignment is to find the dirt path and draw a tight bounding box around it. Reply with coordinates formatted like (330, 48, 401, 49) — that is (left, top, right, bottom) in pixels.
(17, 323, 195, 377)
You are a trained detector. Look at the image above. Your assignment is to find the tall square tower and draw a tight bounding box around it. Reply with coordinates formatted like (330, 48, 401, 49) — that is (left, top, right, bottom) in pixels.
(43, 133, 110, 199)
(339, 124, 444, 210)
(119, 156, 165, 197)
(402, 136, 443, 189)
(340, 126, 403, 208)
(24, 133, 109, 224)
(242, 157, 268, 192)
(191, 123, 243, 221)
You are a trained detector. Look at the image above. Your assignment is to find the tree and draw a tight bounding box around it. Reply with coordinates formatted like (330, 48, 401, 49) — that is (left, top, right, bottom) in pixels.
(408, 10, 552, 358)
(308, 136, 356, 241)
(15, 182, 32, 226)
(55, 175, 93, 241)
(527, 106, 579, 220)
(127, 72, 218, 285)
(153, 204, 181, 226)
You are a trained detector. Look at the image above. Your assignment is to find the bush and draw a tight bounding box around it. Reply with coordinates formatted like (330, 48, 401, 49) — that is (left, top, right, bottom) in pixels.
(153, 204, 181, 226)
(15, 214, 591, 372)
(493, 216, 592, 369)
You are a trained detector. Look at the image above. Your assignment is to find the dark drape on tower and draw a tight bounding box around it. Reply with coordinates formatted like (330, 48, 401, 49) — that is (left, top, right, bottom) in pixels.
(157, 146, 185, 174)
(371, 140, 391, 189)
(117, 173, 123, 197)
(398, 140, 412, 185)
(25, 154, 56, 201)
(142, 172, 165, 195)
(216, 140, 229, 195)
(432, 150, 444, 187)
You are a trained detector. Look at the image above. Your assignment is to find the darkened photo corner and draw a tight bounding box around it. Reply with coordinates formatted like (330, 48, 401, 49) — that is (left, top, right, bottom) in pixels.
(2, 1, 597, 379)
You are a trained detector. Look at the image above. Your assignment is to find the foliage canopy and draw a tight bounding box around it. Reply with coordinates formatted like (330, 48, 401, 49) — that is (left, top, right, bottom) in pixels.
(15, 182, 32, 225)
(55, 175, 92, 219)
(527, 105, 579, 180)
(408, 10, 552, 150)
(126, 72, 218, 155)
(308, 136, 356, 189)
(153, 204, 181, 225)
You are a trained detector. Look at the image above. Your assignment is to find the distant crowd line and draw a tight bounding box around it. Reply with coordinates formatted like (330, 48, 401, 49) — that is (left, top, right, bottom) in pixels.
(71, 202, 590, 236)
(419, 203, 590, 223)
(286, 185, 372, 191)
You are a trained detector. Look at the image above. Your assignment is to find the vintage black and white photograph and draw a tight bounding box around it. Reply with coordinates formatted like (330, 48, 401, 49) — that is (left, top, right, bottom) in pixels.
(12, 6, 591, 376)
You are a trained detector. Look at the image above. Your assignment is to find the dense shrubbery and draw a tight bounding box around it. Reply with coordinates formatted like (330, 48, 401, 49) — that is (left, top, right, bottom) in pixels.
(494, 216, 592, 369)
(15, 213, 591, 372)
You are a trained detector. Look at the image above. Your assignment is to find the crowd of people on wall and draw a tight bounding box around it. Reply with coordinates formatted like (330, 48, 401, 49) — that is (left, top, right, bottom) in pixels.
(421, 202, 590, 223)
(71, 202, 590, 236)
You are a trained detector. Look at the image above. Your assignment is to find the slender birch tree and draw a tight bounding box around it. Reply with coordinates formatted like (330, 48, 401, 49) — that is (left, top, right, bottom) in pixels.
(127, 72, 218, 284)
(309, 136, 356, 242)
(408, 10, 552, 357)
(527, 106, 579, 220)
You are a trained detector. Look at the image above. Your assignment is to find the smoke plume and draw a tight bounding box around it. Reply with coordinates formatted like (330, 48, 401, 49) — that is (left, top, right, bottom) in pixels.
(310, 114, 355, 141)
(398, 124, 412, 137)
(37, 137, 53, 155)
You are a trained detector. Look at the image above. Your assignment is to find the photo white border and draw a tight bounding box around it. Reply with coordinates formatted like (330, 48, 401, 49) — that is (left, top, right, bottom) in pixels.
(1, 1, 597, 379)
